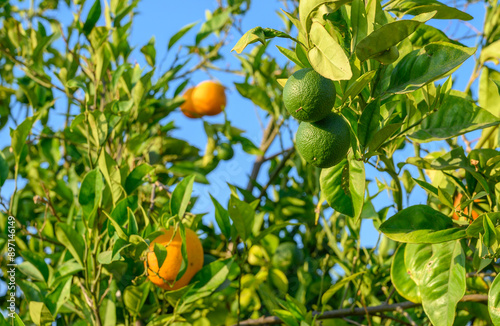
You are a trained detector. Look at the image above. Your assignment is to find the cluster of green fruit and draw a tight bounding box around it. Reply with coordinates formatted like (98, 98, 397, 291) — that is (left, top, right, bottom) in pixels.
(283, 68, 351, 168)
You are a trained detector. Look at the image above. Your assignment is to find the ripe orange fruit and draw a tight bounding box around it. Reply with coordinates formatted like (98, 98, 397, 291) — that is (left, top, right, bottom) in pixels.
(145, 228, 204, 290)
(180, 87, 203, 119)
(190, 81, 226, 116)
(452, 193, 479, 221)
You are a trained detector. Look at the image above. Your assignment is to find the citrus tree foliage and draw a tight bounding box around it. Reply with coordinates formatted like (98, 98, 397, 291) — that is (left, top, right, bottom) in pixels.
(1, 0, 500, 325)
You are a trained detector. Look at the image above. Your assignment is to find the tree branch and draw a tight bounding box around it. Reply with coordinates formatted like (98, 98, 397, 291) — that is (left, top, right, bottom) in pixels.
(235, 294, 488, 325)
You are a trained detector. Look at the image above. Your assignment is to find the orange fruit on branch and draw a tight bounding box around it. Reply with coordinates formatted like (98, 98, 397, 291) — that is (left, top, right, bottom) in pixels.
(191, 80, 227, 116)
(145, 227, 204, 290)
(452, 193, 479, 221)
(180, 87, 203, 119)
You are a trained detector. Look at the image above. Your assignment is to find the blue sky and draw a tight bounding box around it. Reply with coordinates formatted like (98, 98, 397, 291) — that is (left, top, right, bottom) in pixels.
(0, 0, 490, 248)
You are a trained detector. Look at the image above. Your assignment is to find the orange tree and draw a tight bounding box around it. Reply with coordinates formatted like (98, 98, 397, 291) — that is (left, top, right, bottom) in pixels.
(1, 0, 500, 325)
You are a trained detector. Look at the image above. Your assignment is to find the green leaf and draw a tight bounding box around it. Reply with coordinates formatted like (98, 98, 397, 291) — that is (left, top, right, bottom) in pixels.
(82, 0, 102, 36)
(489, 274, 500, 325)
(170, 174, 195, 218)
(366, 123, 402, 152)
(228, 195, 255, 241)
(342, 70, 377, 104)
(320, 160, 354, 217)
(405, 241, 465, 326)
(78, 168, 104, 228)
(276, 45, 305, 68)
(10, 117, 34, 163)
(98, 151, 123, 205)
(99, 298, 117, 326)
(140, 37, 156, 66)
(196, 10, 230, 44)
(356, 19, 423, 62)
(466, 213, 500, 238)
(234, 82, 273, 113)
(409, 24, 460, 48)
(321, 272, 365, 305)
(210, 195, 231, 240)
(124, 164, 154, 194)
(29, 302, 54, 326)
(387, 42, 475, 94)
(379, 205, 467, 243)
(55, 223, 85, 267)
(123, 283, 150, 317)
(386, 0, 473, 20)
(104, 211, 128, 240)
(299, 0, 352, 33)
(154, 243, 168, 269)
(308, 22, 352, 81)
(232, 27, 296, 54)
(20, 252, 50, 283)
(0, 151, 8, 187)
(168, 21, 198, 50)
(409, 91, 500, 142)
(413, 177, 439, 196)
(180, 258, 234, 307)
(45, 276, 72, 316)
(358, 100, 380, 147)
(88, 110, 108, 146)
(349, 158, 365, 220)
(391, 244, 421, 303)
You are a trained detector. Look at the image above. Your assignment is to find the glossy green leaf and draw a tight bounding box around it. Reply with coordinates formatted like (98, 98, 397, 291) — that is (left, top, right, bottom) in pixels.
(234, 82, 273, 113)
(299, 0, 352, 33)
(386, 0, 473, 20)
(55, 223, 85, 267)
(0, 151, 8, 187)
(10, 117, 33, 163)
(78, 168, 104, 228)
(409, 91, 500, 142)
(99, 298, 117, 326)
(88, 110, 108, 146)
(276, 45, 304, 68)
(321, 272, 365, 305)
(168, 21, 197, 50)
(387, 42, 475, 94)
(366, 123, 402, 152)
(45, 276, 72, 316)
(154, 243, 168, 269)
(210, 194, 231, 240)
(391, 244, 421, 303)
(320, 160, 354, 217)
(82, 0, 102, 36)
(98, 151, 123, 205)
(170, 174, 195, 218)
(489, 274, 500, 325)
(356, 19, 423, 62)
(358, 100, 380, 147)
(342, 70, 377, 104)
(196, 10, 230, 44)
(140, 37, 156, 66)
(124, 163, 154, 194)
(180, 258, 233, 308)
(123, 283, 150, 316)
(228, 195, 255, 241)
(405, 241, 465, 326)
(379, 205, 466, 243)
(409, 24, 460, 48)
(29, 302, 54, 326)
(349, 158, 365, 220)
(307, 22, 352, 81)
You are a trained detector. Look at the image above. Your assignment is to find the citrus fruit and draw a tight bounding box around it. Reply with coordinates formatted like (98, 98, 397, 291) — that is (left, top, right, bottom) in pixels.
(216, 143, 234, 160)
(272, 242, 301, 271)
(295, 113, 351, 168)
(145, 227, 204, 290)
(180, 87, 203, 119)
(191, 81, 227, 116)
(283, 68, 336, 122)
(373, 46, 399, 65)
(452, 193, 479, 221)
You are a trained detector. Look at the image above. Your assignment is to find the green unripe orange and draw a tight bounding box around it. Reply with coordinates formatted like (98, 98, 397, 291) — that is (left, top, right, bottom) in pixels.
(283, 68, 336, 122)
(295, 113, 351, 168)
